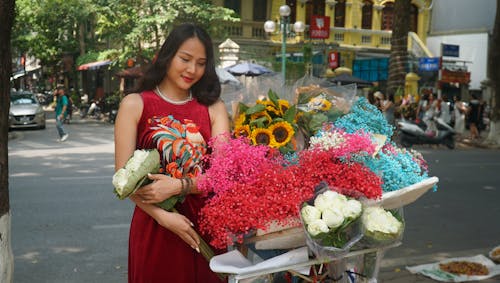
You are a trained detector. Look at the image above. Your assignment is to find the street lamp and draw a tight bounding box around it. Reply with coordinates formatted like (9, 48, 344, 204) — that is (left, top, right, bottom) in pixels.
(264, 5, 305, 82)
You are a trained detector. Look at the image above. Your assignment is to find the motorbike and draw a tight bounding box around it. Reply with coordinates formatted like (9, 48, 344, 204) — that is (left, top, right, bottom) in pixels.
(108, 108, 118, 123)
(397, 117, 456, 149)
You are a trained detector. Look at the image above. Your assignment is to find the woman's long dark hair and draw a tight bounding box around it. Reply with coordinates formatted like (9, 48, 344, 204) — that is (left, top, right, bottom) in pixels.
(136, 23, 221, 106)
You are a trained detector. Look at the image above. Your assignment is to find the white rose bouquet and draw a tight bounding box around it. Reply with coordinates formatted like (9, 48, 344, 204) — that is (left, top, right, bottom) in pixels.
(300, 185, 363, 259)
(360, 206, 404, 247)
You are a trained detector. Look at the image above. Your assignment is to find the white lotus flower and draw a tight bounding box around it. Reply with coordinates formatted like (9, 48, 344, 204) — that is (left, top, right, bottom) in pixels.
(125, 149, 149, 172)
(301, 205, 321, 224)
(307, 219, 330, 236)
(112, 168, 131, 192)
(322, 207, 344, 229)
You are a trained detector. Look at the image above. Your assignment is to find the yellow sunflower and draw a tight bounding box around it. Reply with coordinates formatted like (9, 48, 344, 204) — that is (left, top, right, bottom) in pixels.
(250, 111, 272, 125)
(234, 124, 251, 138)
(250, 128, 273, 146)
(320, 99, 332, 111)
(269, 121, 295, 148)
(234, 113, 246, 128)
(256, 99, 273, 107)
(265, 105, 281, 116)
(278, 99, 290, 115)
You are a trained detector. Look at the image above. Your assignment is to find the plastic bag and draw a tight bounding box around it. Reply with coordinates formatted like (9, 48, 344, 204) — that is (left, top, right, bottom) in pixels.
(294, 82, 358, 141)
(358, 205, 404, 248)
(300, 183, 363, 261)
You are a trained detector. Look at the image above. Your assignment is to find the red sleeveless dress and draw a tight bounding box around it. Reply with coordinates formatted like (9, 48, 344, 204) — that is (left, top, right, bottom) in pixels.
(129, 90, 223, 283)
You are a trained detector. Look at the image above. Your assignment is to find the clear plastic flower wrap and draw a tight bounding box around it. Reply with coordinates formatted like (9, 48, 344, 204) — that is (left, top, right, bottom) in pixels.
(299, 183, 363, 261)
(358, 205, 405, 248)
(293, 79, 358, 143)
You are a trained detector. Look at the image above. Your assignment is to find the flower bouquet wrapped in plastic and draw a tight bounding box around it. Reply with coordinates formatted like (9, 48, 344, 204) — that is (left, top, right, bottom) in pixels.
(294, 83, 358, 144)
(300, 183, 363, 261)
(112, 149, 161, 199)
(359, 205, 404, 248)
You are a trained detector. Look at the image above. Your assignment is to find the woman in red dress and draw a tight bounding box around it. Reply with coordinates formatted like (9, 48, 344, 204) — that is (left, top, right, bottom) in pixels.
(114, 23, 230, 282)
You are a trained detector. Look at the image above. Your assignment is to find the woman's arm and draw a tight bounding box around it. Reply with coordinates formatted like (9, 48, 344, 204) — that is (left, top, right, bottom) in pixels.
(209, 99, 231, 139)
(114, 94, 201, 251)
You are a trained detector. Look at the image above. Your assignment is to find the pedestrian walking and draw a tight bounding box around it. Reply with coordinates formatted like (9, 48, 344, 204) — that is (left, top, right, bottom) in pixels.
(453, 96, 466, 137)
(467, 94, 481, 140)
(64, 93, 73, 124)
(55, 86, 69, 142)
(114, 23, 230, 282)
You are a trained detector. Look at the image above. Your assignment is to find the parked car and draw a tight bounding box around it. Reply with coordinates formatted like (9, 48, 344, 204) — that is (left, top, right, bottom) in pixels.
(9, 91, 46, 129)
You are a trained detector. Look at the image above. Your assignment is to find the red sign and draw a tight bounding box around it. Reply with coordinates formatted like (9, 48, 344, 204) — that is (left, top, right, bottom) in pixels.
(328, 51, 339, 69)
(310, 16, 330, 39)
(441, 69, 471, 84)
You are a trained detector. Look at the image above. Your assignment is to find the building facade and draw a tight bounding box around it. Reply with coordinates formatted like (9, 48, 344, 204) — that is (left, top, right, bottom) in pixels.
(212, 0, 433, 82)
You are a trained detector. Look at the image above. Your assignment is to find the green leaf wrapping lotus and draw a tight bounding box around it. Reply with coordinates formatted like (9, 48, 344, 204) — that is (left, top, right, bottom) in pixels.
(112, 149, 161, 200)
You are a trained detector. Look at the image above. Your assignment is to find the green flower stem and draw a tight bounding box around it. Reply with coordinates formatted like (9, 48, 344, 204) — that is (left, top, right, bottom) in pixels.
(170, 208, 225, 281)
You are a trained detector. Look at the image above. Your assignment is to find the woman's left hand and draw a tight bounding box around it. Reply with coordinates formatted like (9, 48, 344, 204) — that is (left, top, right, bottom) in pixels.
(134, 173, 180, 204)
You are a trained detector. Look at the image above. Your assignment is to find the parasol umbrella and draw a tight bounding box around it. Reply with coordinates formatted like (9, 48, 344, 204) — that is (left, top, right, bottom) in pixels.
(328, 73, 373, 88)
(224, 62, 274, 77)
(216, 67, 241, 85)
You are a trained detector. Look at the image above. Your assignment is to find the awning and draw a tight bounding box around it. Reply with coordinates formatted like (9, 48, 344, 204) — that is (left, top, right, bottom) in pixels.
(77, 60, 112, 71)
(115, 66, 143, 78)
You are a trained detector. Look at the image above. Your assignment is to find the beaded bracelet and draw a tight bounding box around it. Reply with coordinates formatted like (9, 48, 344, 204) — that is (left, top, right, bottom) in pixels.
(179, 177, 191, 198)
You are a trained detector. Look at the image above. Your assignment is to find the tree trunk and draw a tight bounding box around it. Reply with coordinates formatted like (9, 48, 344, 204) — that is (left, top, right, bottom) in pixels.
(486, 0, 500, 144)
(387, 0, 411, 100)
(0, 0, 15, 282)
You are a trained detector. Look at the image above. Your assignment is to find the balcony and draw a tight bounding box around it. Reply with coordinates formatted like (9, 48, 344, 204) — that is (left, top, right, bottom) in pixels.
(219, 22, 432, 58)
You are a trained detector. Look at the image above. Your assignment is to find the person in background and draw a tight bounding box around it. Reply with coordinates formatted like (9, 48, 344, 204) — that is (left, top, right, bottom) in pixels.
(453, 95, 466, 138)
(54, 86, 69, 142)
(114, 23, 230, 283)
(374, 91, 395, 126)
(64, 93, 73, 124)
(467, 93, 481, 140)
(438, 95, 451, 125)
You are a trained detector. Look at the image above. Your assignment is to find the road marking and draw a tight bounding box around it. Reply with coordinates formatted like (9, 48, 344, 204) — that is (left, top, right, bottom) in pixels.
(92, 223, 130, 230)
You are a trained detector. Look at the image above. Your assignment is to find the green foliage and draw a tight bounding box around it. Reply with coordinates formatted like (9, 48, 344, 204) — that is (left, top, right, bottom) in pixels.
(12, 0, 239, 71)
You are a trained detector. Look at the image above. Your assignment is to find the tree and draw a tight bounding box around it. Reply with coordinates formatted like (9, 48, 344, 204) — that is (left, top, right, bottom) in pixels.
(0, 0, 15, 281)
(12, 0, 239, 75)
(386, 0, 411, 100)
(486, 0, 500, 144)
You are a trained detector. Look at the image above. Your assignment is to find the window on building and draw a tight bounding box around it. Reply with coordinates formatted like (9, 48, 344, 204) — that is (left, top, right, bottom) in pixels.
(253, 0, 267, 21)
(224, 0, 241, 16)
(409, 4, 418, 33)
(334, 0, 346, 27)
(286, 0, 297, 23)
(361, 0, 373, 29)
(381, 2, 394, 30)
(305, 0, 324, 25)
(353, 58, 389, 82)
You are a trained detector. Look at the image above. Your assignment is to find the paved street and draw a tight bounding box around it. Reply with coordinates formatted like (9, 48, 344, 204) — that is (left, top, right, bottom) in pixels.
(7, 113, 500, 282)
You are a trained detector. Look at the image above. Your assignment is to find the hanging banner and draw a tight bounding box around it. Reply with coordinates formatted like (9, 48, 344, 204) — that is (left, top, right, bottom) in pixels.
(310, 16, 330, 39)
(328, 51, 339, 69)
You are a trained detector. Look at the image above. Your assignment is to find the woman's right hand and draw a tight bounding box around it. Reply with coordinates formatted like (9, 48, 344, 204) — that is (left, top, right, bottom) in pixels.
(156, 209, 200, 252)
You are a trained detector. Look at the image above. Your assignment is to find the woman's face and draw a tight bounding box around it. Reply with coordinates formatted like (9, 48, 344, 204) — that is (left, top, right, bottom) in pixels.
(166, 37, 207, 91)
